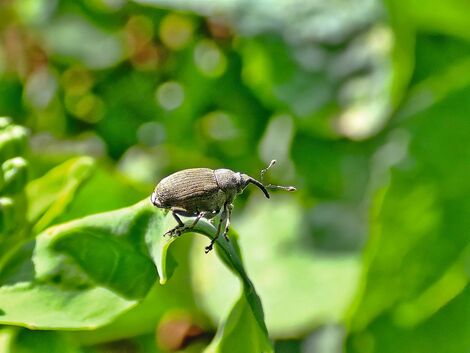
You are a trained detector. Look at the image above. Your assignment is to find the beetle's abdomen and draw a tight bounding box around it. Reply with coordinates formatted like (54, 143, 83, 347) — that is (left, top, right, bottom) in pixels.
(153, 168, 222, 212)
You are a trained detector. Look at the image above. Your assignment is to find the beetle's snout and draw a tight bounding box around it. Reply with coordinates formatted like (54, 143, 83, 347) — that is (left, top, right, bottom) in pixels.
(245, 176, 270, 199)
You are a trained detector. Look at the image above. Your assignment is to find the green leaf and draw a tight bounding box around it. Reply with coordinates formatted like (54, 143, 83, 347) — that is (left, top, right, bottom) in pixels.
(156, 215, 273, 352)
(0, 200, 166, 329)
(204, 294, 272, 353)
(0, 197, 16, 235)
(26, 157, 96, 234)
(35, 200, 162, 300)
(191, 196, 360, 337)
(52, 229, 157, 300)
(1, 157, 28, 195)
(0, 240, 35, 285)
(0, 125, 28, 162)
(346, 85, 470, 352)
(0, 326, 17, 353)
(0, 283, 136, 330)
(71, 237, 199, 345)
(397, 0, 470, 40)
(54, 166, 148, 224)
(9, 330, 82, 353)
(0, 195, 27, 242)
(0, 327, 68, 353)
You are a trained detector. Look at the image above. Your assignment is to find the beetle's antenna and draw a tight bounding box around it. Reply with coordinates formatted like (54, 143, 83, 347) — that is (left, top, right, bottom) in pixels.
(260, 159, 296, 192)
(266, 184, 296, 192)
(247, 177, 270, 199)
(260, 159, 276, 183)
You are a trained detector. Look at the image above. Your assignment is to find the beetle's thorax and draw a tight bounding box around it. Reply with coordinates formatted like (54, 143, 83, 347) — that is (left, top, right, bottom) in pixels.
(214, 169, 245, 200)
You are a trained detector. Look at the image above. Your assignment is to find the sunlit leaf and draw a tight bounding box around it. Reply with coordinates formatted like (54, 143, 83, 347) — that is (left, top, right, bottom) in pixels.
(204, 294, 272, 353)
(0, 326, 17, 352)
(0, 283, 136, 330)
(26, 157, 96, 234)
(0, 200, 166, 329)
(346, 84, 470, 352)
(191, 196, 360, 337)
(154, 215, 273, 352)
(71, 237, 198, 345)
(55, 166, 148, 223)
(35, 200, 162, 300)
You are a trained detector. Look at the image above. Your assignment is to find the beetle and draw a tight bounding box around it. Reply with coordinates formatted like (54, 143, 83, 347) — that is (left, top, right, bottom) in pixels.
(150, 160, 295, 253)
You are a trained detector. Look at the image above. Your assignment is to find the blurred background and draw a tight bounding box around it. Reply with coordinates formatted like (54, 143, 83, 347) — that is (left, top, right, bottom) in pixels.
(0, 0, 469, 352)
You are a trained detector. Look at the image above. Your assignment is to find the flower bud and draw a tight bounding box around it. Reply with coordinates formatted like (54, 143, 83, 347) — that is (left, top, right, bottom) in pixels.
(2, 157, 29, 194)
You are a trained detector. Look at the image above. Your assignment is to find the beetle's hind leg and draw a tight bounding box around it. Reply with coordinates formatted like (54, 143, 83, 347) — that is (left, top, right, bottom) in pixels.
(163, 208, 205, 237)
(163, 209, 184, 237)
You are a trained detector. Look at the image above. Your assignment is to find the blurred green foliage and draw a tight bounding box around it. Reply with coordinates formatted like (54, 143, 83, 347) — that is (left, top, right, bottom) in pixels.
(0, 0, 469, 352)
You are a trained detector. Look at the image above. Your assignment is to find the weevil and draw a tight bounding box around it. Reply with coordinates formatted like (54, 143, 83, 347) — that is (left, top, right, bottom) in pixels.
(150, 160, 295, 253)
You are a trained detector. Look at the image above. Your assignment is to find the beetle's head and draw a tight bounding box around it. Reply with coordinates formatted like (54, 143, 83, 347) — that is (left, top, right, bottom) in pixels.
(214, 169, 262, 199)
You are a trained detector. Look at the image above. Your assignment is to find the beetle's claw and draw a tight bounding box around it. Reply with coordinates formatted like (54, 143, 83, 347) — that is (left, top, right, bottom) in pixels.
(205, 244, 213, 253)
(163, 227, 184, 238)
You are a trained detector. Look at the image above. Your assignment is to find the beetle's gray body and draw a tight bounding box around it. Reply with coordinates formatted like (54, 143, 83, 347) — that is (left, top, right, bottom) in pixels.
(151, 163, 293, 253)
(152, 168, 244, 216)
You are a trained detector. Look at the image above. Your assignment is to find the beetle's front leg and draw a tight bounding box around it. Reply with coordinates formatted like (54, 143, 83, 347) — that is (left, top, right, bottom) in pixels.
(205, 207, 227, 253)
(221, 203, 233, 242)
(205, 203, 231, 253)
